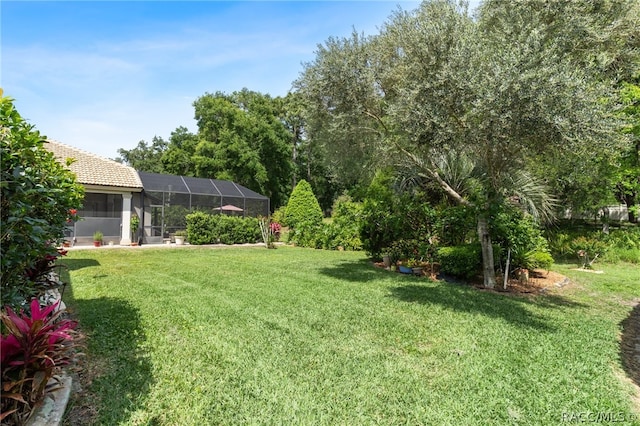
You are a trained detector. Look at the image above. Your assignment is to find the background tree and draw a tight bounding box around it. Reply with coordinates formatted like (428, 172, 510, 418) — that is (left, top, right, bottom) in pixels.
(193, 89, 293, 209)
(296, 0, 637, 287)
(280, 92, 341, 211)
(616, 78, 640, 222)
(116, 136, 167, 172)
(295, 31, 386, 196)
(162, 126, 199, 177)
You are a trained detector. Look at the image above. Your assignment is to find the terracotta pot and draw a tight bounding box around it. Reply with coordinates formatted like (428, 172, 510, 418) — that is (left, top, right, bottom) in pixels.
(93, 241, 101, 247)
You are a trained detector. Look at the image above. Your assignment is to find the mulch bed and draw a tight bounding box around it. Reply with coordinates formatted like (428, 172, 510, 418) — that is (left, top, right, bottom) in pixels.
(374, 262, 570, 295)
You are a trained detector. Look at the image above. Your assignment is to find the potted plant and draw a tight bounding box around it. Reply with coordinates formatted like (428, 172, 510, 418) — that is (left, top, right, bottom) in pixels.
(93, 231, 103, 247)
(174, 230, 187, 245)
(397, 261, 413, 274)
(407, 258, 424, 276)
(130, 213, 140, 246)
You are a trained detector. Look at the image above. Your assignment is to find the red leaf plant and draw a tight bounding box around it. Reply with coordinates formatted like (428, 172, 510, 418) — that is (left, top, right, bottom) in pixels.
(269, 222, 282, 241)
(1, 299, 79, 425)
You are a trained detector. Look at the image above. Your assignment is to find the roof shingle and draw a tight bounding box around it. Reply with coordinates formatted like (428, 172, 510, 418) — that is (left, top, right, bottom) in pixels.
(44, 140, 143, 190)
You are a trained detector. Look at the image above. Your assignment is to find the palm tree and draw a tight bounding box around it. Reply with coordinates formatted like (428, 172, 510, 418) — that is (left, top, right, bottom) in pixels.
(396, 148, 557, 288)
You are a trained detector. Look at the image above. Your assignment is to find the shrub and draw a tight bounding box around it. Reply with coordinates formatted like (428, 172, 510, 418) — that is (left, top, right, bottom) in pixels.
(284, 180, 323, 229)
(387, 239, 437, 265)
(185, 211, 215, 245)
(438, 244, 501, 280)
(287, 220, 324, 249)
(1, 97, 84, 310)
(286, 195, 364, 251)
(186, 212, 261, 245)
(523, 250, 554, 270)
(360, 171, 401, 258)
(604, 248, 640, 263)
(1, 299, 79, 425)
(491, 208, 552, 270)
(360, 171, 438, 259)
(570, 236, 608, 268)
(271, 206, 287, 228)
(323, 195, 363, 250)
(269, 222, 282, 241)
(546, 223, 640, 264)
(435, 205, 476, 246)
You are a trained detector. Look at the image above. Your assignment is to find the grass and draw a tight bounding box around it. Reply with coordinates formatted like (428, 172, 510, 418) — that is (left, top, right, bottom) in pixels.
(61, 246, 639, 425)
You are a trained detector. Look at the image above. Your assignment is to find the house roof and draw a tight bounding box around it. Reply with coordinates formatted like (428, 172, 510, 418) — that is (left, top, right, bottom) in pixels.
(44, 140, 143, 190)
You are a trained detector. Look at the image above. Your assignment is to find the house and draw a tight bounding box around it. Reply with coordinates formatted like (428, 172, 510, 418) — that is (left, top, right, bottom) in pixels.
(45, 140, 143, 245)
(45, 141, 270, 246)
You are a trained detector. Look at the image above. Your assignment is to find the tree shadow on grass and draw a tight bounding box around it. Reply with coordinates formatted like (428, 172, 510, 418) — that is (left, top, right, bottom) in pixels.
(320, 259, 587, 331)
(389, 283, 559, 331)
(61, 258, 101, 271)
(319, 259, 404, 283)
(619, 302, 640, 389)
(63, 285, 152, 425)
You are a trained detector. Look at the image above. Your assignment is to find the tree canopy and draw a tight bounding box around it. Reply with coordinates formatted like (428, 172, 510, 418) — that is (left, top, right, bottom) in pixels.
(193, 89, 293, 208)
(117, 90, 296, 209)
(117, 136, 167, 173)
(295, 0, 639, 287)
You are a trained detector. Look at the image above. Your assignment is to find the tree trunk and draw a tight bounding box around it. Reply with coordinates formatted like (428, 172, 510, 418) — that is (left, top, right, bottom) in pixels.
(477, 215, 497, 289)
(624, 193, 638, 223)
(291, 125, 298, 190)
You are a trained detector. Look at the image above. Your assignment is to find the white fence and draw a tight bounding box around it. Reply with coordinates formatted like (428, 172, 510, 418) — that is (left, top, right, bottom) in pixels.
(562, 205, 630, 222)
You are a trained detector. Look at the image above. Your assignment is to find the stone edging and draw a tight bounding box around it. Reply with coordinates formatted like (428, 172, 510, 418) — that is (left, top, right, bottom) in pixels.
(26, 373, 72, 426)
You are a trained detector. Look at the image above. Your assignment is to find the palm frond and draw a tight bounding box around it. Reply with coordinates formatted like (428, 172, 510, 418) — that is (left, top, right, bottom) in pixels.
(504, 170, 558, 224)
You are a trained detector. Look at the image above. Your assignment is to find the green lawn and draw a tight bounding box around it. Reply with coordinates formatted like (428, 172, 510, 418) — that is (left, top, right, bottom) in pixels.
(61, 246, 639, 425)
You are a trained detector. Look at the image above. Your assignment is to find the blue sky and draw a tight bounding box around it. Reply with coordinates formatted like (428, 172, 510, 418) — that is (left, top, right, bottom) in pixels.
(2, 1, 480, 159)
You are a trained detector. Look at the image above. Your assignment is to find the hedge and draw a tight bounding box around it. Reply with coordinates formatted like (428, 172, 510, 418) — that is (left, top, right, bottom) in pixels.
(186, 211, 261, 245)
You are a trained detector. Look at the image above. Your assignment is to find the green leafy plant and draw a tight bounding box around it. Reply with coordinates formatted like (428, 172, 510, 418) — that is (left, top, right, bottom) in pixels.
(438, 244, 501, 280)
(1, 299, 79, 425)
(23, 248, 69, 307)
(491, 208, 552, 272)
(285, 196, 364, 251)
(130, 213, 140, 240)
(523, 250, 554, 270)
(93, 231, 104, 242)
(186, 212, 260, 245)
(547, 225, 639, 265)
(271, 207, 287, 228)
(1, 96, 84, 310)
(571, 236, 608, 269)
(360, 171, 440, 259)
(318, 195, 363, 251)
(287, 220, 324, 249)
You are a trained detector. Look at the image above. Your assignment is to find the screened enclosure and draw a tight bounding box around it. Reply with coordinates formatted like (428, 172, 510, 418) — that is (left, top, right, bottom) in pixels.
(138, 172, 270, 243)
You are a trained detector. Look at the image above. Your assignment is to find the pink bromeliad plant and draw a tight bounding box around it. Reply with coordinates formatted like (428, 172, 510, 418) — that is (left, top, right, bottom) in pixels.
(1, 299, 79, 425)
